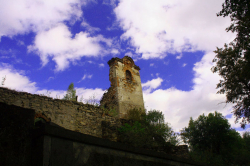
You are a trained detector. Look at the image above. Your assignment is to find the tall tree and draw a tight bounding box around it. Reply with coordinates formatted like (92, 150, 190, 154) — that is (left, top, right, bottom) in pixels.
(212, 0, 250, 128)
(63, 83, 76, 101)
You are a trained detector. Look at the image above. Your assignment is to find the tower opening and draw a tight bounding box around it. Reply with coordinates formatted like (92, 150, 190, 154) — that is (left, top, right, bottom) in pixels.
(126, 70, 132, 82)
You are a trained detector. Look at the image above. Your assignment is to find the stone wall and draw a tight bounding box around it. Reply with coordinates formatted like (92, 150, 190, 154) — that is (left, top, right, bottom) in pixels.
(0, 87, 117, 138)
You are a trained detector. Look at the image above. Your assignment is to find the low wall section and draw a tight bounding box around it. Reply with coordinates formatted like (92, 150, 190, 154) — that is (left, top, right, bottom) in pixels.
(32, 124, 204, 166)
(0, 87, 117, 138)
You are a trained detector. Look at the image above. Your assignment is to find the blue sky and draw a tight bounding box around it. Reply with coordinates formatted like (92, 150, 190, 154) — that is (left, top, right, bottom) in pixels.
(0, 0, 249, 134)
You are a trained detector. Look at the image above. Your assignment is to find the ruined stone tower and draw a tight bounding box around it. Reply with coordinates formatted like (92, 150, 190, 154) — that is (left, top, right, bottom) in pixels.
(100, 56, 144, 118)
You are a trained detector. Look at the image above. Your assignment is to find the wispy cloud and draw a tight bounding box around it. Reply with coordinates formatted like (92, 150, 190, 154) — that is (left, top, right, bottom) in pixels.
(78, 74, 93, 83)
(46, 77, 54, 83)
(176, 54, 182, 59)
(81, 18, 101, 35)
(99, 63, 105, 67)
(163, 61, 169, 65)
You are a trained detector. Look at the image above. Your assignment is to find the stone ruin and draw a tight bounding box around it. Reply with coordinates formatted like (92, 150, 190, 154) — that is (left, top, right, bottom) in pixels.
(0, 56, 191, 161)
(100, 56, 145, 118)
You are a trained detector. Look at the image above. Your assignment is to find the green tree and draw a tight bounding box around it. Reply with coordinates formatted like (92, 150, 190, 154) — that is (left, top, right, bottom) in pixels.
(212, 0, 250, 128)
(181, 111, 246, 165)
(63, 83, 76, 101)
(118, 109, 179, 150)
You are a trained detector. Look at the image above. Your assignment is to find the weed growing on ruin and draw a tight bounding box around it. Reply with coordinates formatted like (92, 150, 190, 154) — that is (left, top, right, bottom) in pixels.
(39, 90, 52, 98)
(100, 106, 119, 117)
(80, 93, 100, 106)
(126, 108, 146, 121)
(1, 75, 6, 86)
(107, 108, 118, 117)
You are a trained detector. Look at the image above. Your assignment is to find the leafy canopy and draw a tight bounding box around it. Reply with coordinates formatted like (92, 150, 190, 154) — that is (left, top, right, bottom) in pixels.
(212, 0, 250, 128)
(181, 112, 232, 153)
(118, 109, 179, 149)
(181, 111, 247, 166)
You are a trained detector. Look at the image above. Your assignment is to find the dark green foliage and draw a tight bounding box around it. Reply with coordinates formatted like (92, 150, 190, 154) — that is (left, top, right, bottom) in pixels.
(182, 111, 250, 165)
(212, 0, 250, 128)
(243, 131, 250, 151)
(181, 112, 231, 154)
(118, 109, 179, 150)
(145, 110, 164, 125)
(63, 83, 76, 101)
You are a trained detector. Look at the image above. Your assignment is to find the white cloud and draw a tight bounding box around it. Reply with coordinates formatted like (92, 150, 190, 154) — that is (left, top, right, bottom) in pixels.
(226, 113, 241, 129)
(111, 49, 119, 54)
(115, 0, 235, 59)
(143, 52, 234, 132)
(0, 0, 83, 39)
(142, 77, 163, 93)
(28, 24, 113, 71)
(36, 87, 105, 103)
(36, 89, 66, 99)
(76, 88, 105, 103)
(237, 128, 250, 137)
(150, 63, 154, 67)
(0, 63, 105, 102)
(0, 63, 37, 93)
(182, 63, 187, 67)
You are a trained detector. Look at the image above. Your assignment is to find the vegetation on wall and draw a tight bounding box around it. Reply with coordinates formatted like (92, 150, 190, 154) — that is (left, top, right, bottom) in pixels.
(181, 111, 250, 166)
(1, 76, 6, 86)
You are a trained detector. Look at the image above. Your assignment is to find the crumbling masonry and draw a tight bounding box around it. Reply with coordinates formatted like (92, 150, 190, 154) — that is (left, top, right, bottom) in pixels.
(100, 56, 145, 118)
